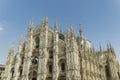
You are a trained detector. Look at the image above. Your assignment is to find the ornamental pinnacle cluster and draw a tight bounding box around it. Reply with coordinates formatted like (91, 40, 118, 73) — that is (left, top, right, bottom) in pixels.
(1, 17, 120, 80)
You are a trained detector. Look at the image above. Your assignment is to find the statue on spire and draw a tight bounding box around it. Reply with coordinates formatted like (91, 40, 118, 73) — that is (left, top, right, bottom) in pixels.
(28, 20, 34, 29)
(17, 34, 23, 53)
(99, 43, 102, 52)
(9, 44, 14, 55)
(7, 44, 14, 63)
(45, 16, 48, 23)
(60, 25, 62, 33)
(54, 21, 58, 31)
(42, 17, 45, 25)
(19, 34, 23, 45)
(79, 24, 83, 38)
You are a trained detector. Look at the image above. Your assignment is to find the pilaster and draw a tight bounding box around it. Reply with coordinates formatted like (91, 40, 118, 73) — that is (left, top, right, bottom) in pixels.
(52, 21, 59, 80)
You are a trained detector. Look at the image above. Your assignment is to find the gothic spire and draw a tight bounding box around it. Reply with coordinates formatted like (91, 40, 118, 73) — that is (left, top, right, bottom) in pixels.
(42, 17, 45, 26)
(19, 34, 23, 46)
(18, 34, 23, 52)
(107, 43, 110, 51)
(8, 44, 14, 57)
(99, 43, 102, 52)
(109, 42, 112, 49)
(71, 26, 76, 40)
(60, 25, 62, 33)
(79, 24, 83, 39)
(28, 20, 34, 29)
(54, 21, 58, 31)
(109, 42, 115, 53)
(45, 16, 48, 26)
(107, 43, 109, 49)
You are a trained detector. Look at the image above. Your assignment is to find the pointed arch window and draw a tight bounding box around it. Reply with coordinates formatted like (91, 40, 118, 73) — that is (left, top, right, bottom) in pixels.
(49, 65, 52, 73)
(12, 71, 14, 77)
(20, 69, 22, 77)
(118, 72, 120, 79)
(61, 63, 65, 72)
(21, 57, 24, 64)
(11, 68, 14, 78)
(35, 37, 40, 49)
(105, 65, 110, 80)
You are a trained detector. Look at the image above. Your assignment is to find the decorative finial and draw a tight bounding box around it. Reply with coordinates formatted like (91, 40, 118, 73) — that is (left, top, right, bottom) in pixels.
(54, 21, 58, 30)
(71, 26, 75, 37)
(60, 25, 62, 33)
(31, 19, 34, 26)
(107, 43, 109, 49)
(45, 16, 48, 23)
(79, 24, 82, 33)
(79, 24, 83, 40)
(19, 34, 23, 45)
(28, 20, 34, 29)
(9, 43, 14, 54)
(99, 43, 102, 52)
(42, 17, 45, 24)
(109, 42, 112, 49)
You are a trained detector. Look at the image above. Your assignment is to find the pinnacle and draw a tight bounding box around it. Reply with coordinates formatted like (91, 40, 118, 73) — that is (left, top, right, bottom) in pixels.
(54, 21, 58, 30)
(79, 24, 82, 33)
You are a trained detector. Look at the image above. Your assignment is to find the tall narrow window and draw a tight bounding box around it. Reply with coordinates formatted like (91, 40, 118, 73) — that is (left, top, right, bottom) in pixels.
(21, 57, 24, 64)
(49, 65, 52, 73)
(35, 37, 40, 49)
(11, 70, 14, 78)
(61, 63, 65, 72)
(105, 66, 110, 80)
(118, 72, 120, 79)
(20, 69, 22, 77)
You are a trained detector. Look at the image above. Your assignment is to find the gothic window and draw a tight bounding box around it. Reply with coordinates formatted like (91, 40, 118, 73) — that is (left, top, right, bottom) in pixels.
(35, 37, 40, 49)
(49, 50, 53, 59)
(105, 66, 110, 80)
(61, 63, 65, 72)
(21, 57, 24, 64)
(49, 65, 52, 73)
(11, 68, 14, 78)
(118, 72, 120, 79)
(20, 69, 22, 77)
(12, 71, 14, 77)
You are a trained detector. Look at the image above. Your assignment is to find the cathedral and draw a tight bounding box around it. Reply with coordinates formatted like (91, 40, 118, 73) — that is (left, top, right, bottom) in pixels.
(2, 17, 120, 80)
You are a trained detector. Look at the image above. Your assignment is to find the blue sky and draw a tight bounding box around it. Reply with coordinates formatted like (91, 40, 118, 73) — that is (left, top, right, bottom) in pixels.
(0, 0, 120, 64)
